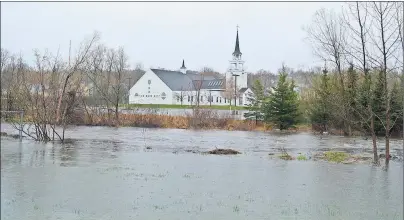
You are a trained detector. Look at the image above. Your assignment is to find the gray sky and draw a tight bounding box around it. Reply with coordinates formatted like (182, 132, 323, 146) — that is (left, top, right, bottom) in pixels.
(1, 2, 344, 73)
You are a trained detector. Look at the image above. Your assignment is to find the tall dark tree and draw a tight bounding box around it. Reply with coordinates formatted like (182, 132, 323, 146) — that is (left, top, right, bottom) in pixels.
(310, 66, 331, 133)
(346, 63, 359, 134)
(372, 70, 387, 136)
(263, 68, 300, 130)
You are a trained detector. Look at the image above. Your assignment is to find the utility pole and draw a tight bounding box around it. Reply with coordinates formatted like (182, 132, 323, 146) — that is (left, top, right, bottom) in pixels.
(233, 74, 238, 107)
(209, 90, 212, 106)
(127, 77, 132, 107)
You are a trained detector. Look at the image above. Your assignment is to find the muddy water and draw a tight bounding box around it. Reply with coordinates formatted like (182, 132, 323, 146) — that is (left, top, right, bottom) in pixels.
(1, 124, 403, 220)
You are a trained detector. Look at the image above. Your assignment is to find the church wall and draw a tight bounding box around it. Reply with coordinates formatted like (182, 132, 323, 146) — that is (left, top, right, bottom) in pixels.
(129, 69, 173, 105)
(172, 90, 244, 106)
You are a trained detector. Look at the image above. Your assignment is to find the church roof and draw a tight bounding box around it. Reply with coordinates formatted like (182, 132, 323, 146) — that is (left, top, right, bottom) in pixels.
(233, 30, 242, 56)
(239, 88, 248, 93)
(151, 69, 224, 91)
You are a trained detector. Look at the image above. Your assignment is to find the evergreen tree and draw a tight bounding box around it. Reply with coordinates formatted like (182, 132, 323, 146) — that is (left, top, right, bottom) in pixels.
(372, 70, 387, 136)
(389, 82, 403, 135)
(244, 79, 265, 124)
(346, 63, 358, 133)
(310, 67, 331, 132)
(263, 70, 300, 130)
(357, 72, 373, 134)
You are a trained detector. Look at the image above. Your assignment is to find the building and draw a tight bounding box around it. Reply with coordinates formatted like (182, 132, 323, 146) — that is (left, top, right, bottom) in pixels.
(128, 29, 253, 106)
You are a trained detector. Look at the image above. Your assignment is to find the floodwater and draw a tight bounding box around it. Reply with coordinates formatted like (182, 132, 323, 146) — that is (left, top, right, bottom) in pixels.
(1, 124, 403, 220)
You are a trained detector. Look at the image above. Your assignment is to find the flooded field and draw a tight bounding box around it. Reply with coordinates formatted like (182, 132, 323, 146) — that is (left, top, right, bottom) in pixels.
(1, 124, 403, 220)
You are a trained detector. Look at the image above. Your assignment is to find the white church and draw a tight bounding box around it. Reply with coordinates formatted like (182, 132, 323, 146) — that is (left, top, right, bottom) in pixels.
(128, 29, 253, 107)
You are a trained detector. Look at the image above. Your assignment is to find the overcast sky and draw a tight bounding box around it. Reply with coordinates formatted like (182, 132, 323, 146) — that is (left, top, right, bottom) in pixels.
(1, 2, 344, 73)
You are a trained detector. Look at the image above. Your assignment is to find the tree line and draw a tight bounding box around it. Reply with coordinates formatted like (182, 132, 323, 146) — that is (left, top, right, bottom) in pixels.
(245, 2, 404, 165)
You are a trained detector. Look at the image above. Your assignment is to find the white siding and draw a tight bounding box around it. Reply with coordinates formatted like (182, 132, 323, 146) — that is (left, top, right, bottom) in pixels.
(129, 69, 173, 104)
(242, 88, 253, 106)
(172, 90, 245, 106)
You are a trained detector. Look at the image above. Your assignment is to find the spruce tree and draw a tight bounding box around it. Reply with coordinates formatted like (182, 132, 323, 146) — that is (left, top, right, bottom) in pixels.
(372, 70, 387, 136)
(244, 80, 265, 124)
(263, 71, 300, 130)
(346, 63, 358, 134)
(389, 82, 403, 135)
(358, 72, 373, 134)
(310, 67, 331, 132)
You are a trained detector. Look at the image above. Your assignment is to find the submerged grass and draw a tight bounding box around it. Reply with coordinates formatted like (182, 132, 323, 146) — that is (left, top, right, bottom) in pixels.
(297, 154, 307, 161)
(278, 154, 293, 160)
(324, 151, 349, 163)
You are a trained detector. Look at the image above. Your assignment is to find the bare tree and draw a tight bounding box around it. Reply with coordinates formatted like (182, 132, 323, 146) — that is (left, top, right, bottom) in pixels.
(190, 74, 204, 108)
(111, 47, 129, 123)
(221, 76, 240, 106)
(305, 8, 351, 134)
(200, 66, 222, 79)
(342, 2, 380, 163)
(369, 2, 401, 163)
(175, 86, 186, 106)
(394, 2, 404, 149)
(55, 32, 100, 124)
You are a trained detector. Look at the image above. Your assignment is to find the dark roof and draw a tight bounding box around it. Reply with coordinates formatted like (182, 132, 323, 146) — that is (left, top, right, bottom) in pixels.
(239, 88, 248, 93)
(233, 30, 242, 56)
(198, 79, 225, 90)
(151, 69, 224, 91)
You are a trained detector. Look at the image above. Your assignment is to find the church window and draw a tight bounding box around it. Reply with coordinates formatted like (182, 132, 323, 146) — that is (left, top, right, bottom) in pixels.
(191, 96, 194, 102)
(219, 97, 222, 103)
(177, 97, 180, 102)
(224, 98, 227, 103)
(200, 96, 203, 102)
(148, 91, 150, 93)
(135, 93, 139, 96)
(216, 97, 218, 103)
(148, 80, 151, 85)
(187, 96, 190, 102)
(161, 92, 166, 100)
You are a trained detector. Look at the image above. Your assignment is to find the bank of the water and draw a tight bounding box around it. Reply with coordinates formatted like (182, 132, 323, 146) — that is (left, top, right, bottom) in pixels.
(1, 128, 403, 220)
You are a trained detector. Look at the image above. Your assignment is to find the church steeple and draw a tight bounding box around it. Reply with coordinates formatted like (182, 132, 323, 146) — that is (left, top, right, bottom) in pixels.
(232, 27, 242, 57)
(181, 59, 186, 69)
(180, 59, 187, 74)
(227, 25, 247, 89)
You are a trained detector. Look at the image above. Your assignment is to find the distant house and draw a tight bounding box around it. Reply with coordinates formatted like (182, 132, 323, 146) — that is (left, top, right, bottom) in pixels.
(129, 29, 253, 106)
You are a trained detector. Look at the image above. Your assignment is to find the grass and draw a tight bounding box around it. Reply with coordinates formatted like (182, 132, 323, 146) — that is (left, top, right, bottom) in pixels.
(297, 154, 307, 161)
(278, 154, 293, 160)
(120, 103, 247, 110)
(324, 151, 349, 163)
(81, 113, 264, 131)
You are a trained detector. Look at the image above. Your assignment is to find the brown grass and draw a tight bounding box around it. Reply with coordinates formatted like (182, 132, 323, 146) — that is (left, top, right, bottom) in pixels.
(75, 111, 270, 131)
